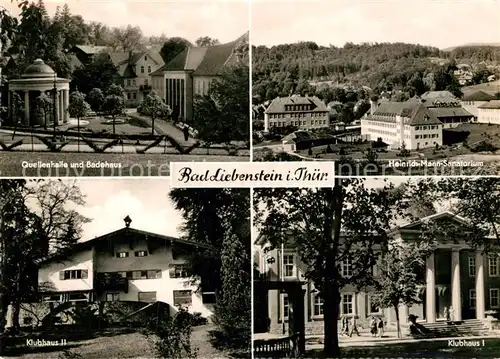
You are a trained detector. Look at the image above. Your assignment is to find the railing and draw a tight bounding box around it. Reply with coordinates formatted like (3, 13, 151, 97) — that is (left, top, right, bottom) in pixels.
(253, 333, 299, 358)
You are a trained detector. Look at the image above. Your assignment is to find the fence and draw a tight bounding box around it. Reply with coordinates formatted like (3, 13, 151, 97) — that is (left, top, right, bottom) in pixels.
(253, 333, 300, 358)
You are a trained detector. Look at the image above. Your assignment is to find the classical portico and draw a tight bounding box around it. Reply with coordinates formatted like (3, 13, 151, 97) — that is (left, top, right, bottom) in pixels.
(7, 59, 70, 127)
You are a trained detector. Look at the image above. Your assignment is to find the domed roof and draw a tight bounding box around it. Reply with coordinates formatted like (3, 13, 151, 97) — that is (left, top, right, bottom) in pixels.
(22, 59, 56, 78)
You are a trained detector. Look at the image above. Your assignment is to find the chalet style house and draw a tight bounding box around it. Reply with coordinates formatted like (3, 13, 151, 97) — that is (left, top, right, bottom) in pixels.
(33, 216, 214, 317)
(254, 212, 500, 335)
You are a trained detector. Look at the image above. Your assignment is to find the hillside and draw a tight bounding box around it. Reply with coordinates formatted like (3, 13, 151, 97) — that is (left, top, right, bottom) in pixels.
(443, 43, 500, 52)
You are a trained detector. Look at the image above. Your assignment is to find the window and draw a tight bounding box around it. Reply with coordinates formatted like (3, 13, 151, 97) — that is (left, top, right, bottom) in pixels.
(42, 294, 62, 302)
(140, 66, 144, 73)
(470, 289, 476, 308)
(282, 294, 289, 320)
(489, 256, 499, 277)
(341, 258, 352, 277)
(60, 269, 88, 280)
(368, 294, 381, 314)
(202, 292, 216, 304)
(138, 291, 156, 303)
(469, 257, 476, 277)
(132, 93, 137, 100)
(169, 264, 189, 278)
(127, 79, 131, 86)
(148, 65, 151, 73)
(106, 293, 120, 302)
(135, 250, 148, 257)
(283, 254, 295, 278)
(147, 270, 162, 279)
(116, 252, 129, 258)
(132, 271, 148, 279)
(173, 290, 192, 306)
(313, 293, 324, 316)
(490, 289, 499, 308)
(144, 55, 148, 61)
(127, 93, 131, 100)
(341, 293, 354, 315)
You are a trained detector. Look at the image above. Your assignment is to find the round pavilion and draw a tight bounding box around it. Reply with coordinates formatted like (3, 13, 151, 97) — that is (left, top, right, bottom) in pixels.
(7, 59, 70, 127)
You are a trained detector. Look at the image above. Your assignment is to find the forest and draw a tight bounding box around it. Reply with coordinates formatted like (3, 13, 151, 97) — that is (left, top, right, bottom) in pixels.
(252, 41, 500, 103)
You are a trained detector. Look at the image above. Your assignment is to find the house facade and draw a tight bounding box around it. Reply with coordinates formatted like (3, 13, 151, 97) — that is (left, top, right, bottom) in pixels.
(150, 33, 248, 122)
(361, 101, 443, 150)
(255, 212, 500, 335)
(477, 100, 500, 125)
(264, 95, 330, 132)
(36, 219, 214, 317)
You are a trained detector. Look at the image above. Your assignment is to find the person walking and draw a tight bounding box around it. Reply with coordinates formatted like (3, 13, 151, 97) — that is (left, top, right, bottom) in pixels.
(183, 124, 190, 142)
(377, 317, 384, 338)
(349, 315, 360, 337)
(370, 316, 378, 337)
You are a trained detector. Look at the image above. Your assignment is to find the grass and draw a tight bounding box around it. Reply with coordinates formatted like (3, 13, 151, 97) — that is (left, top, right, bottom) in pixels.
(306, 337, 500, 358)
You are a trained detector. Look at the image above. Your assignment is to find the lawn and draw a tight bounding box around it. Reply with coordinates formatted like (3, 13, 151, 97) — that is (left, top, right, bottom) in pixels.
(306, 337, 500, 358)
(2, 325, 230, 359)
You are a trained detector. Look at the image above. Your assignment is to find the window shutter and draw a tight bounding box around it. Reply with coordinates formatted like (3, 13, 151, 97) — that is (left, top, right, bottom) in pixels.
(59, 271, 65, 280)
(82, 270, 88, 279)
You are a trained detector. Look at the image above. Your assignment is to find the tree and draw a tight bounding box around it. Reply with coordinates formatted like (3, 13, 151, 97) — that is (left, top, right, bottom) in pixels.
(86, 88, 105, 115)
(102, 95, 124, 134)
(195, 36, 220, 47)
(111, 25, 144, 52)
(36, 93, 53, 129)
(0, 5, 18, 117)
(106, 84, 124, 98)
(372, 242, 432, 338)
(137, 91, 171, 135)
(160, 37, 191, 65)
(192, 64, 249, 147)
(254, 181, 410, 356)
(52, 3, 89, 52)
(71, 54, 119, 94)
(68, 91, 90, 144)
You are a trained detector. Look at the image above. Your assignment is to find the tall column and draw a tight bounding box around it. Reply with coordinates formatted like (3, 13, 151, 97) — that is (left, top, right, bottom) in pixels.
(426, 253, 436, 323)
(476, 251, 486, 320)
(451, 249, 462, 321)
(7, 91, 12, 121)
(23, 91, 29, 125)
(64, 90, 69, 122)
(59, 90, 64, 123)
(54, 91, 60, 125)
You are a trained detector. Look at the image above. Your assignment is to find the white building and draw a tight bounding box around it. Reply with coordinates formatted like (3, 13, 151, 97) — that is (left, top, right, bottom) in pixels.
(35, 217, 214, 317)
(361, 101, 443, 150)
(477, 100, 500, 125)
(461, 90, 496, 119)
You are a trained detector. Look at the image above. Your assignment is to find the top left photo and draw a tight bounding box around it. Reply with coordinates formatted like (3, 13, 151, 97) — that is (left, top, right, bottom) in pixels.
(0, 0, 250, 177)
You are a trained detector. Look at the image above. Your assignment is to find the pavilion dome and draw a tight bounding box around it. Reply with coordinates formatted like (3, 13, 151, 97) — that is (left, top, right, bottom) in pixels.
(21, 59, 56, 78)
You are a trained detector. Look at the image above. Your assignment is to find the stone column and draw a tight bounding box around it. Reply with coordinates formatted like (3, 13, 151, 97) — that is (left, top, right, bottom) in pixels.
(426, 253, 436, 323)
(59, 90, 64, 123)
(54, 91, 60, 125)
(23, 91, 29, 125)
(451, 249, 462, 321)
(476, 251, 485, 320)
(7, 91, 12, 121)
(64, 90, 69, 122)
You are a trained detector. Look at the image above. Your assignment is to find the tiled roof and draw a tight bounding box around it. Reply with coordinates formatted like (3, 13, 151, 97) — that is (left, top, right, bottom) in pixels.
(150, 32, 248, 76)
(368, 102, 442, 126)
(73, 45, 109, 54)
(421, 90, 458, 101)
(122, 64, 137, 78)
(265, 96, 328, 114)
(428, 107, 474, 118)
(462, 90, 495, 102)
(478, 100, 500, 109)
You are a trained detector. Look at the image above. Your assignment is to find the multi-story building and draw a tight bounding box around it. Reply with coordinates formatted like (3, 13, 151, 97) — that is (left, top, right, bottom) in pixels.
(34, 216, 214, 317)
(477, 100, 500, 125)
(150, 33, 248, 122)
(264, 95, 329, 132)
(255, 212, 500, 335)
(461, 90, 496, 119)
(420, 91, 474, 129)
(361, 101, 443, 150)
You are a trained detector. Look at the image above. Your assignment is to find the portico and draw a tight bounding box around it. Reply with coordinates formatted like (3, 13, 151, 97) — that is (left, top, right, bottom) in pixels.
(7, 59, 70, 127)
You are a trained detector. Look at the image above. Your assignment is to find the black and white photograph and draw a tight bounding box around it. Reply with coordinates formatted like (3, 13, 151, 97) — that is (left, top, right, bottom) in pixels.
(252, 0, 500, 176)
(0, 180, 251, 358)
(0, 0, 250, 177)
(253, 178, 500, 358)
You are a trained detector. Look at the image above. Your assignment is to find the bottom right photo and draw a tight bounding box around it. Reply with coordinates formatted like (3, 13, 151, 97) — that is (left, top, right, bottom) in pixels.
(252, 178, 500, 359)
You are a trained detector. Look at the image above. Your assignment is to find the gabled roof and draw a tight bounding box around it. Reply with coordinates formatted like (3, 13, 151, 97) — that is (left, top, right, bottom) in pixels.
(397, 211, 470, 231)
(265, 96, 328, 114)
(478, 100, 500, 109)
(462, 90, 495, 102)
(428, 107, 474, 118)
(150, 32, 247, 76)
(72, 45, 109, 55)
(369, 102, 442, 126)
(421, 90, 459, 102)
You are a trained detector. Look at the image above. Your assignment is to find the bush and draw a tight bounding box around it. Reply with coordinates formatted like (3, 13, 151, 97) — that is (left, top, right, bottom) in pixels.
(190, 312, 208, 326)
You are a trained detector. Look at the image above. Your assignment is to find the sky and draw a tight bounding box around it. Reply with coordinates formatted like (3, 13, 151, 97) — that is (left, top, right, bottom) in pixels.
(57, 179, 184, 242)
(1, 0, 249, 44)
(251, 0, 500, 49)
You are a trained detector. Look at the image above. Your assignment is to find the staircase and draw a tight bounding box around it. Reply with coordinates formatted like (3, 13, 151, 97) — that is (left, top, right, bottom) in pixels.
(418, 319, 489, 337)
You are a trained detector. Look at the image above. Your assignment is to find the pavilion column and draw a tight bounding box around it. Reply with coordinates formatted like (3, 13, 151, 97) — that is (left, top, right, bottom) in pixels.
(476, 251, 486, 320)
(426, 252, 436, 323)
(451, 249, 462, 321)
(54, 91, 60, 125)
(59, 90, 64, 123)
(23, 90, 29, 125)
(64, 90, 69, 122)
(7, 91, 12, 121)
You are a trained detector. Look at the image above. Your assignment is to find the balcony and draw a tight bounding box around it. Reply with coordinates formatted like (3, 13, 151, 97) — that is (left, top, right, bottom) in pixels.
(95, 273, 129, 293)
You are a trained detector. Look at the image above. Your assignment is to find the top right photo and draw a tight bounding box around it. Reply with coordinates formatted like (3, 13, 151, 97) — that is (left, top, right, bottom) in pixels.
(251, 0, 500, 176)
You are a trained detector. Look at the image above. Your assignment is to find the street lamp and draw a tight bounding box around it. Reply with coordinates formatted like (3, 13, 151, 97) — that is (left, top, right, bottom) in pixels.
(123, 215, 132, 228)
(52, 72, 57, 139)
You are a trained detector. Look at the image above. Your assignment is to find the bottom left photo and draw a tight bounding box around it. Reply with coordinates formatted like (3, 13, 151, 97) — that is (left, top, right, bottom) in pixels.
(0, 179, 251, 359)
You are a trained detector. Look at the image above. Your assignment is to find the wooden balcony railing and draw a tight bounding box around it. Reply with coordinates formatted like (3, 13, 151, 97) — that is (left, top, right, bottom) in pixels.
(253, 333, 299, 358)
